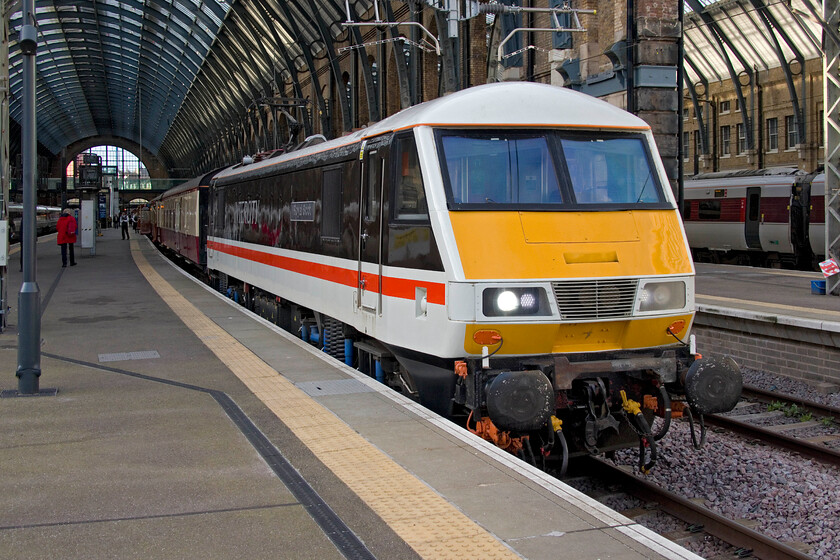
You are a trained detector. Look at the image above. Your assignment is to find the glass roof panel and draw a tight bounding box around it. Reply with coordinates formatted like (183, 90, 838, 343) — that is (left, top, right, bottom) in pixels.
(684, 0, 822, 87)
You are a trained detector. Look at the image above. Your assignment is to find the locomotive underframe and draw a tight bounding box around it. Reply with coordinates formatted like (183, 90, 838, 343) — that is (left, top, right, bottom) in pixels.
(451, 347, 695, 458)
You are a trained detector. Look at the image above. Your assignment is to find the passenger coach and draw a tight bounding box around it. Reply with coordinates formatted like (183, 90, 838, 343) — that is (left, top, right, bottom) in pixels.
(151, 169, 217, 266)
(684, 168, 825, 268)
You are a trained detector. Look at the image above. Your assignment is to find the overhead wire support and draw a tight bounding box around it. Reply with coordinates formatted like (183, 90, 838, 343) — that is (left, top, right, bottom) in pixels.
(337, 35, 436, 54)
(501, 44, 551, 60)
(819, 0, 840, 295)
(341, 0, 441, 56)
(476, 2, 595, 62)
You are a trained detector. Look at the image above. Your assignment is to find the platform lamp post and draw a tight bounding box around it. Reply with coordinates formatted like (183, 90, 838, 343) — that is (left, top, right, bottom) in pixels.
(15, 0, 41, 394)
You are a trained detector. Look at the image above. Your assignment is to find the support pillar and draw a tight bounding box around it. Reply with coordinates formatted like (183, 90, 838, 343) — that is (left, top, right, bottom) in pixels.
(632, 0, 682, 200)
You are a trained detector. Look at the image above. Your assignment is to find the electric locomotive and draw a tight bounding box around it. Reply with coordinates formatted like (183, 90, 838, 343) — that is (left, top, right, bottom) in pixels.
(163, 82, 742, 470)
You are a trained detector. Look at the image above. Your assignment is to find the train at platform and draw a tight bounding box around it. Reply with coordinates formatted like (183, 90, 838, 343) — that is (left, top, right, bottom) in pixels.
(149, 82, 742, 472)
(8, 204, 62, 242)
(683, 168, 825, 269)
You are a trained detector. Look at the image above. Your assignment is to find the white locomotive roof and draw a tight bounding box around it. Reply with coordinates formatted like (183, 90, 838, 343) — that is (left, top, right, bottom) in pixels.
(363, 81, 650, 134)
(215, 82, 650, 181)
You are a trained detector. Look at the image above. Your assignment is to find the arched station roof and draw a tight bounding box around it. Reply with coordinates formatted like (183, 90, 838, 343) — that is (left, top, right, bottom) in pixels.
(8, 0, 373, 174)
(5, 0, 833, 175)
(9, 0, 231, 161)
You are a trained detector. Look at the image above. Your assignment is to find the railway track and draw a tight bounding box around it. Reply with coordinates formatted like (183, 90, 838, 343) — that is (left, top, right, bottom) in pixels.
(705, 384, 840, 467)
(577, 457, 815, 559)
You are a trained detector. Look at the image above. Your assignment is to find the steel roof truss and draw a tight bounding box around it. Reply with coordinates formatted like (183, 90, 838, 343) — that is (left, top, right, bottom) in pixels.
(745, 0, 807, 145)
(685, 0, 754, 151)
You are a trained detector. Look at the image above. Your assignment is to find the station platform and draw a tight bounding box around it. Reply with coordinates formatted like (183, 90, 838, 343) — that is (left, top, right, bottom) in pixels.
(694, 262, 840, 328)
(0, 229, 700, 560)
(693, 263, 840, 392)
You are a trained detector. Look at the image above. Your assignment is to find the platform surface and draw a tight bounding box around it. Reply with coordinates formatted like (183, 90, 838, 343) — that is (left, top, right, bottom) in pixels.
(694, 262, 840, 328)
(0, 228, 701, 560)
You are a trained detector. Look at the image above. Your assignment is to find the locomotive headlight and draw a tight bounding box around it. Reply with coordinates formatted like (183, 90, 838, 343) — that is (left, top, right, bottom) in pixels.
(482, 287, 551, 317)
(497, 290, 519, 312)
(638, 281, 686, 313)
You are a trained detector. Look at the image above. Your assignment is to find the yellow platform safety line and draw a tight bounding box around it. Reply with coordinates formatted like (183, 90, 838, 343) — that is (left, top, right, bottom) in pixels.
(130, 242, 521, 560)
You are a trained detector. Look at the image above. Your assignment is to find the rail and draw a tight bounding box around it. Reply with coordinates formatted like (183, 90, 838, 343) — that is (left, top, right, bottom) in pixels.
(705, 384, 840, 467)
(581, 456, 815, 560)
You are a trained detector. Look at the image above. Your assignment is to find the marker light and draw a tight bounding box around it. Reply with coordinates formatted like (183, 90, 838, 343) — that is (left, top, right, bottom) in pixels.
(473, 329, 502, 345)
(519, 291, 537, 310)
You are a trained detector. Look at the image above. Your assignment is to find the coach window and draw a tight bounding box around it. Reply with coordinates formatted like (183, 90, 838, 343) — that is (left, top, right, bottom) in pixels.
(698, 200, 721, 220)
(393, 134, 428, 220)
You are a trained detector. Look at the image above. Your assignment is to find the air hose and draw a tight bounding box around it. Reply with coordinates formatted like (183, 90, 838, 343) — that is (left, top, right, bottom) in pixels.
(653, 385, 671, 441)
(621, 391, 657, 474)
(634, 414, 657, 474)
(552, 416, 569, 477)
(684, 406, 708, 449)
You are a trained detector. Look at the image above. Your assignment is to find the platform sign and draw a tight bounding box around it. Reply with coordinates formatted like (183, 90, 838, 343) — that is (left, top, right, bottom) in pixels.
(81, 199, 95, 251)
(98, 193, 106, 219)
(819, 258, 840, 277)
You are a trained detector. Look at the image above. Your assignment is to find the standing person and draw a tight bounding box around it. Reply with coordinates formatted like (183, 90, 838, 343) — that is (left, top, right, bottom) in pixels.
(56, 208, 77, 267)
(119, 210, 130, 240)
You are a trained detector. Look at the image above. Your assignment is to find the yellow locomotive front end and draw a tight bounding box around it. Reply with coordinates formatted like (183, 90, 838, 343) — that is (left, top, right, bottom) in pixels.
(431, 122, 741, 469)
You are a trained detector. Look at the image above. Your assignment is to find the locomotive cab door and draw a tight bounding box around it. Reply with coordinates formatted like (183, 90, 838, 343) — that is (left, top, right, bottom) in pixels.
(744, 187, 762, 250)
(357, 138, 389, 316)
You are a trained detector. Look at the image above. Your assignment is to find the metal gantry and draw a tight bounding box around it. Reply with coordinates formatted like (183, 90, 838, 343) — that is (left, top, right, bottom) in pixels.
(824, 0, 840, 294)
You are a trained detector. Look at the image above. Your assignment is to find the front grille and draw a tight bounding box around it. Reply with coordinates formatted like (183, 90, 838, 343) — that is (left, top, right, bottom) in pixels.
(551, 279, 638, 320)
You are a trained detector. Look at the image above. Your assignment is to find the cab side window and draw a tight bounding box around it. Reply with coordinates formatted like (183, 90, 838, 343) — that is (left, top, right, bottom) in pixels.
(393, 134, 428, 221)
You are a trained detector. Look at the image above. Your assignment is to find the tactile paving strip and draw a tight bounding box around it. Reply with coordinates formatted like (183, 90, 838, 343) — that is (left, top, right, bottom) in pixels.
(131, 242, 521, 560)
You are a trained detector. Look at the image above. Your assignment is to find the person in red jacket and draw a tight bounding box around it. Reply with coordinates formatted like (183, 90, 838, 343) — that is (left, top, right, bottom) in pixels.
(56, 209, 77, 267)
